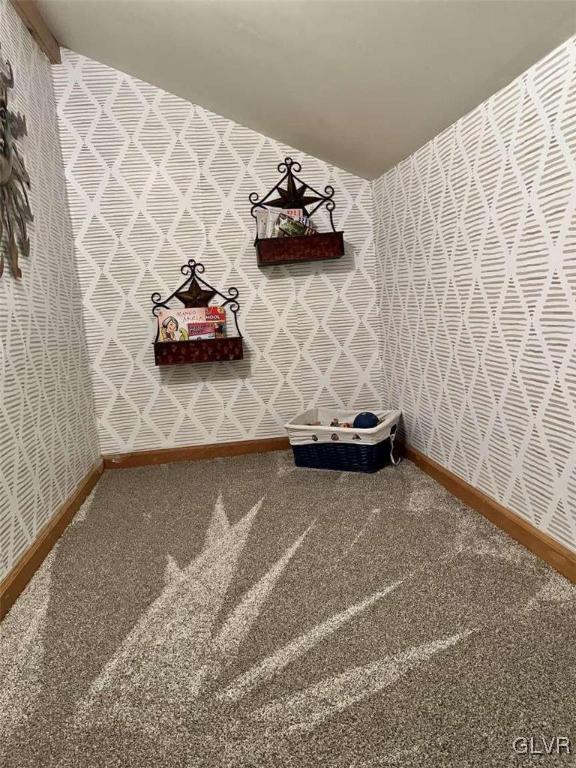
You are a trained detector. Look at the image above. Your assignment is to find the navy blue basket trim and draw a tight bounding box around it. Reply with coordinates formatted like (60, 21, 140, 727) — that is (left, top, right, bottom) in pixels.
(292, 436, 395, 473)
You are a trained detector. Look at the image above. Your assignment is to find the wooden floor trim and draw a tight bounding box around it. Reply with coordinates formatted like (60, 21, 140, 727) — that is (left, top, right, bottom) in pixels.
(103, 436, 291, 469)
(0, 460, 103, 621)
(404, 444, 576, 583)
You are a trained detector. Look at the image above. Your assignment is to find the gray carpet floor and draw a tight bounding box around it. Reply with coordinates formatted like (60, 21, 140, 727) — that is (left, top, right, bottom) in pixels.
(1, 452, 576, 768)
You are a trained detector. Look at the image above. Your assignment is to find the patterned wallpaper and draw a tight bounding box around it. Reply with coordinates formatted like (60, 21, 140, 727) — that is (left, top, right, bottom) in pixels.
(52, 50, 382, 455)
(373, 37, 576, 553)
(0, 4, 100, 581)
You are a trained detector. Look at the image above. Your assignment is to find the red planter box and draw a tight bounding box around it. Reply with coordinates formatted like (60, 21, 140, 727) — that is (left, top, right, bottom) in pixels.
(154, 337, 244, 366)
(256, 231, 344, 266)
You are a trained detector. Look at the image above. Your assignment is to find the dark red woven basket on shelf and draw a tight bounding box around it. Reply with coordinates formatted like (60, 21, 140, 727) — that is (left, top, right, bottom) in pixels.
(256, 231, 344, 266)
(153, 337, 243, 366)
(250, 157, 345, 267)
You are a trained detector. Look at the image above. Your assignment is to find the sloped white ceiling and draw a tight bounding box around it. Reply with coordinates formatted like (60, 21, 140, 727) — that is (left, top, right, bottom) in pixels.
(38, 0, 575, 179)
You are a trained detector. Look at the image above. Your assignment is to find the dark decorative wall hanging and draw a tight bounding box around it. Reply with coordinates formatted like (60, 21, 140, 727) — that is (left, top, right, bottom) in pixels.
(151, 259, 243, 366)
(249, 157, 344, 267)
(0, 46, 33, 279)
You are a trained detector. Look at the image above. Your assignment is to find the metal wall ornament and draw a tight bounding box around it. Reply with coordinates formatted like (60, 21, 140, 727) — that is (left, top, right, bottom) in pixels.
(151, 259, 244, 366)
(249, 157, 338, 230)
(0, 46, 33, 279)
(249, 157, 344, 267)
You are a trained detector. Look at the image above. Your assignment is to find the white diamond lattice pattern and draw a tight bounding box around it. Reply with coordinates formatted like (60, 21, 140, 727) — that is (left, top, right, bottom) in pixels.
(373, 37, 576, 554)
(0, 4, 100, 581)
(52, 50, 383, 455)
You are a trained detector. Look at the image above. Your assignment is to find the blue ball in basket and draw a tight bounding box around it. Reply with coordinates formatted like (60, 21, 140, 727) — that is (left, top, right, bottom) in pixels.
(352, 411, 380, 429)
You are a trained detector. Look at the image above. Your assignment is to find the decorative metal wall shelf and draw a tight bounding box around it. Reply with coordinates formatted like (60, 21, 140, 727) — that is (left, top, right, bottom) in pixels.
(249, 157, 344, 267)
(151, 259, 243, 366)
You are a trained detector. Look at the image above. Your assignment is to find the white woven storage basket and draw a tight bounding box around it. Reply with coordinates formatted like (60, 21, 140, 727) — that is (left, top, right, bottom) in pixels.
(284, 408, 402, 473)
(285, 408, 401, 446)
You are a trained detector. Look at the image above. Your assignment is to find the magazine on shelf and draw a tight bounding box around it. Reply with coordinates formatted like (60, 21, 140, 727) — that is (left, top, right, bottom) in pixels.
(186, 322, 219, 340)
(157, 307, 226, 342)
(255, 206, 283, 238)
(275, 213, 316, 237)
(256, 206, 316, 239)
(282, 208, 304, 220)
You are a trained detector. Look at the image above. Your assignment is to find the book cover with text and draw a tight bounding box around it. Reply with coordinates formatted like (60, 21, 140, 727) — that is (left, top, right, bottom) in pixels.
(157, 307, 226, 342)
